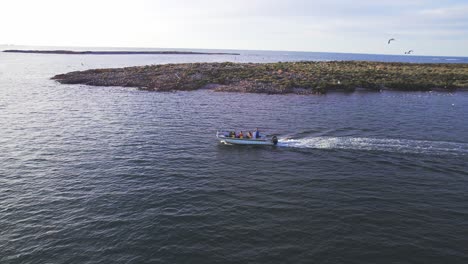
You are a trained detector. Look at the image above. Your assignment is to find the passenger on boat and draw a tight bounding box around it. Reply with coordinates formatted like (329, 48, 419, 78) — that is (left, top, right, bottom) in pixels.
(239, 131, 244, 139)
(247, 131, 253, 139)
(229, 131, 235, 138)
(255, 128, 260, 139)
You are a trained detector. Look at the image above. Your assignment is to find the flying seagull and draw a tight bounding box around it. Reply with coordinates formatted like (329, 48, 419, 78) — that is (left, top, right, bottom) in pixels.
(388, 38, 395, 44)
(404, 50, 414, 54)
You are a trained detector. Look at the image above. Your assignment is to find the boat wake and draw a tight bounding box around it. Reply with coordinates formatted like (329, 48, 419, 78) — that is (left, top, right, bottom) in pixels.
(278, 136, 468, 155)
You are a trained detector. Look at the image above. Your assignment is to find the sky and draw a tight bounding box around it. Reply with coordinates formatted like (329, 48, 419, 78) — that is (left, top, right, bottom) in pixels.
(1, 0, 468, 56)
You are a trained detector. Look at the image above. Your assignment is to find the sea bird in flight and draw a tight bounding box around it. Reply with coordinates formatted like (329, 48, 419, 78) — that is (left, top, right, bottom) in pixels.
(388, 38, 395, 44)
(404, 50, 414, 54)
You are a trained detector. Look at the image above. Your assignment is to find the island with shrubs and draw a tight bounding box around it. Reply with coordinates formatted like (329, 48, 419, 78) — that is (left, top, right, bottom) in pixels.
(52, 61, 468, 94)
(3, 49, 239, 55)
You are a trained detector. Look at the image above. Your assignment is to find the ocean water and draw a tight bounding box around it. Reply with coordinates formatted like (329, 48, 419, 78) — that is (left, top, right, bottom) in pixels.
(1, 48, 468, 264)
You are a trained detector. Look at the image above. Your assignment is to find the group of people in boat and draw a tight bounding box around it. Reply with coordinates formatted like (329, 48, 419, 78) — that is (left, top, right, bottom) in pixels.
(227, 128, 261, 139)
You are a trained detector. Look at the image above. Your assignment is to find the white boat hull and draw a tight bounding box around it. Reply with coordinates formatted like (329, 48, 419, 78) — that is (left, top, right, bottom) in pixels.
(219, 137, 275, 146)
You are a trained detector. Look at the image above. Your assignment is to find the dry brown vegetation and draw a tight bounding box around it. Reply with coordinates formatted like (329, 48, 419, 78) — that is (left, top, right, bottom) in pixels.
(52, 61, 468, 94)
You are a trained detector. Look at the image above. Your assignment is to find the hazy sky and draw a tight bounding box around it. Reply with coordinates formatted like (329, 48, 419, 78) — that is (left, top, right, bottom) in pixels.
(1, 0, 468, 56)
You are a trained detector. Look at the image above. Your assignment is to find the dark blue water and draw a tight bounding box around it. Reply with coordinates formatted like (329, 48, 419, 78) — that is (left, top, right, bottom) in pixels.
(1, 48, 468, 263)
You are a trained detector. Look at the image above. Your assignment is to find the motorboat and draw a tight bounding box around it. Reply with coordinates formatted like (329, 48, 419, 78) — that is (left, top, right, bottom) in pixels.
(216, 130, 278, 146)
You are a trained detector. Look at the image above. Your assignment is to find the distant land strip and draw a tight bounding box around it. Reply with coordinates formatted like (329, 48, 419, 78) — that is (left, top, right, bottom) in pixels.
(52, 61, 468, 94)
(3, 49, 240, 55)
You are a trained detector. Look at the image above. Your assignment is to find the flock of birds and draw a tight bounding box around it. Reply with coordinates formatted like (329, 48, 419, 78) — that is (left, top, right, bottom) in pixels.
(388, 38, 413, 55)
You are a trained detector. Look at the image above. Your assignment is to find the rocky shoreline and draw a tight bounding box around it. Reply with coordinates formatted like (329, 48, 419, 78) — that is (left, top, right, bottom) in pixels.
(52, 61, 468, 94)
(3, 49, 239, 55)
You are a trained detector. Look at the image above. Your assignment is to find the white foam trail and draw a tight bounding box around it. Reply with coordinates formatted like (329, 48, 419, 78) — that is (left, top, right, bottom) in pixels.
(278, 137, 468, 155)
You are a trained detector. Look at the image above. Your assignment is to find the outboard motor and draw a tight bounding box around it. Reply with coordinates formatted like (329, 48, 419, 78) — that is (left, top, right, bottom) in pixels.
(272, 136, 278, 145)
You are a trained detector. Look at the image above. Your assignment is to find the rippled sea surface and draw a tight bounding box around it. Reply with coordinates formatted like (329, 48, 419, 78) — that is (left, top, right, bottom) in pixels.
(1, 48, 468, 264)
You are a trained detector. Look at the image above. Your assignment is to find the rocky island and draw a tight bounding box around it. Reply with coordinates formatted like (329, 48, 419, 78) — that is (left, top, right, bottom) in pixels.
(52, 61, 468, 94)
(3, 49, 239, 55)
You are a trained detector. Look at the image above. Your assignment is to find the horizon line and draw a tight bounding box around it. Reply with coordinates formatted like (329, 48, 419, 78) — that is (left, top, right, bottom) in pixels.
(1, 43, 467, 59)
